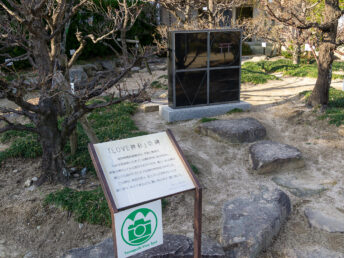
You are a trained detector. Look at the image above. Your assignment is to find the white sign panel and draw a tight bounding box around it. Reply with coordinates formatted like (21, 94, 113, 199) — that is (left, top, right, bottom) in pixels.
(93, 132, 195, 209)
(261, 42, 267, 48)
(114, 200, 163, 258)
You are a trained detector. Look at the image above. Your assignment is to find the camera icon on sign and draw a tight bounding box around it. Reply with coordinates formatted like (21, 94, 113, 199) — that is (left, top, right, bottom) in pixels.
(121, 207, 157, 246)
(128, 218, 152, 244)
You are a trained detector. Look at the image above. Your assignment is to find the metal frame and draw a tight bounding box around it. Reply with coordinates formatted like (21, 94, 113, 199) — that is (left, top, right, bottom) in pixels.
(168, 29, 242, 109)
(88, 129, 202, 258)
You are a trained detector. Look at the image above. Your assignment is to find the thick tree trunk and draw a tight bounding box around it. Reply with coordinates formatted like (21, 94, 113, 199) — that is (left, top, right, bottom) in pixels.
(36, 98, 68, 184)
(307, 43, 335, 107)
(308, 0, 339, 107)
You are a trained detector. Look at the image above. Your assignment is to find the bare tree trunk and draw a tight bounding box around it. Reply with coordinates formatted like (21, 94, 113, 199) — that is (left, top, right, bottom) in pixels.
(208, 0, 215, 28)
(293, 42, 301, 65)
(37, 99, 68, 184)
(308, 0, 338, 107)
(121, 30, 129, 66)
(308, 43, 335, 107)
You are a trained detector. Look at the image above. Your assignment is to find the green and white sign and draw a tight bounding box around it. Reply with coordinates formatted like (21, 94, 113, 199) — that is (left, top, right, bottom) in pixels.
(114, 200, 163, 258)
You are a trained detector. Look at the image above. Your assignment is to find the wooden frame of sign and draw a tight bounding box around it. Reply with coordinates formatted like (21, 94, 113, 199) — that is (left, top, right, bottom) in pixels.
(88, 129, 202, 257)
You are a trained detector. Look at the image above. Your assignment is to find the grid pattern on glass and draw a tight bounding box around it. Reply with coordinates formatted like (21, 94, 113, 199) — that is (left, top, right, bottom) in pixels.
(169, 29, 242, 108)
(175, 71, 207, 107)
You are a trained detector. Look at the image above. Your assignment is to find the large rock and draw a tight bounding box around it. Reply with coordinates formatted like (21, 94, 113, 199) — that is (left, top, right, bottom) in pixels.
(281, 246, 344, 258)
(304, 206, 344, 233)
(249, 141, 304, 174)
(62, 234, 225, 258)
(69, 68, 88, 84)
(196, 118, 266, 143)
(220, 189, 291, 258)
(272, 176, 327, 197)
(81, 63, 102, 77)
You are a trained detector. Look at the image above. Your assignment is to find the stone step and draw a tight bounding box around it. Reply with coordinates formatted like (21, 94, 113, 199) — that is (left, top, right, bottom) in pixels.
(220, 189, 291, 257)
(196, 118, 266, 144)
(249, 140, 304, 174)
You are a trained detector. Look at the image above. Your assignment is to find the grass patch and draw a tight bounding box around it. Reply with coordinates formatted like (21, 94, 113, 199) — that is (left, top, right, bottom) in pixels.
(0, 100, 146, 174)
(199, 117, 218, 123)
(44, 187, 112, 227)
(241, 59, 344, 85)
(190, 163, 200, 175)
(241, 62, 279, 84)
(302, 88, 344, 126)
(44, 186, 169, 227)
(227, 108, 244, 114)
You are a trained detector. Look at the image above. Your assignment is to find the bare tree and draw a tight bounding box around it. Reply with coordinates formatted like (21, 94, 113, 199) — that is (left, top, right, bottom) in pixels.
(242, 9, 312, 62)
(97, 0, 144, 66)
(262, 0, 344, 107)
(0, 0, 149, 184)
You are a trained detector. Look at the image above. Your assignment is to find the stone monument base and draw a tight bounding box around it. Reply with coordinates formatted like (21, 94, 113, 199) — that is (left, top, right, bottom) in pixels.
(160, 102, 251, 122)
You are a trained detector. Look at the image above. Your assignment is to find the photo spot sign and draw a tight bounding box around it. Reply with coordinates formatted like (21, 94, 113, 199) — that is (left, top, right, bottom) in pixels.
(88, 130, 202, 258)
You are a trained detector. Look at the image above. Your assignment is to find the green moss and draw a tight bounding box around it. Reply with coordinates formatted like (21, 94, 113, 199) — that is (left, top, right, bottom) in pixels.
(199, 117, 218, 123)
(227, 108, 244, 114)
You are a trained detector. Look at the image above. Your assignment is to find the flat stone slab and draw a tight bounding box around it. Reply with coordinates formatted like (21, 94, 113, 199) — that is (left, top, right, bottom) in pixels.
(249, 140, 304, 174)
(272, 176, 327, 197)
(139, 102, 160, 113)
(220, 189, 291, 258)
(159, 102, 251, 122)
(304, 206, 344, 233)
(282, 246, 344, 258)
(196, 117, 266, 143)
(62, 234, 225, 258)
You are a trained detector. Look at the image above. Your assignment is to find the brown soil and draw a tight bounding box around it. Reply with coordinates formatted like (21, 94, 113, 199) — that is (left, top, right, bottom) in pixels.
(0, 159, 112, 258)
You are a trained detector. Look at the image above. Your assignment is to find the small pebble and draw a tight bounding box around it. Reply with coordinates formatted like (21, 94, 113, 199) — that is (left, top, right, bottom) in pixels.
(73, 173, 80, 178)
(24, 179, 32, 187)
(13, 169, 18, 173)
(32, 177, 38, 182)
(36, 226, 41, 230)
(81, 167, 87, 177)
(79, 223, 84, 229)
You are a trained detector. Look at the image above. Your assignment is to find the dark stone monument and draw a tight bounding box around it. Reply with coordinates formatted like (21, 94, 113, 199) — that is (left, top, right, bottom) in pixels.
(160, 29, 250, 122)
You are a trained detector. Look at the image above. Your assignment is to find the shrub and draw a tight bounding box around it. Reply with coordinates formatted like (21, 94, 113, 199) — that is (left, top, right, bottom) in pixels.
(242, 42, 253, 56)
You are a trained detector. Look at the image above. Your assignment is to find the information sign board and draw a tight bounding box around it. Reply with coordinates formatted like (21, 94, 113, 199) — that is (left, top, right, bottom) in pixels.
(92, 131, 195, 209)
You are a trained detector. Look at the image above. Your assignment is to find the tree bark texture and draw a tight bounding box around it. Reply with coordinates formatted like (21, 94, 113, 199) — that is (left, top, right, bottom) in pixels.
(308, 0, 339, 107)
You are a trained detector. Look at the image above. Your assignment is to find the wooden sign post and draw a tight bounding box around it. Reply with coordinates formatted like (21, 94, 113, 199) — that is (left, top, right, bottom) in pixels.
(88, 129, 202, 257)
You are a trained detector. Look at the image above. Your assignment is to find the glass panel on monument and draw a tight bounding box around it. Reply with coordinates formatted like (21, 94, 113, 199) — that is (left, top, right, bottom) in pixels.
(210, 32, 241, 67)
(175, 71, 207, 107)
(209, 69, 240, 103)
(175, 33, 208, 70)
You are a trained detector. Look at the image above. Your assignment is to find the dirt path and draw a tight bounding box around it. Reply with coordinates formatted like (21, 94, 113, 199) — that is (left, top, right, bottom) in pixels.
(133, 76, 344, 257)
